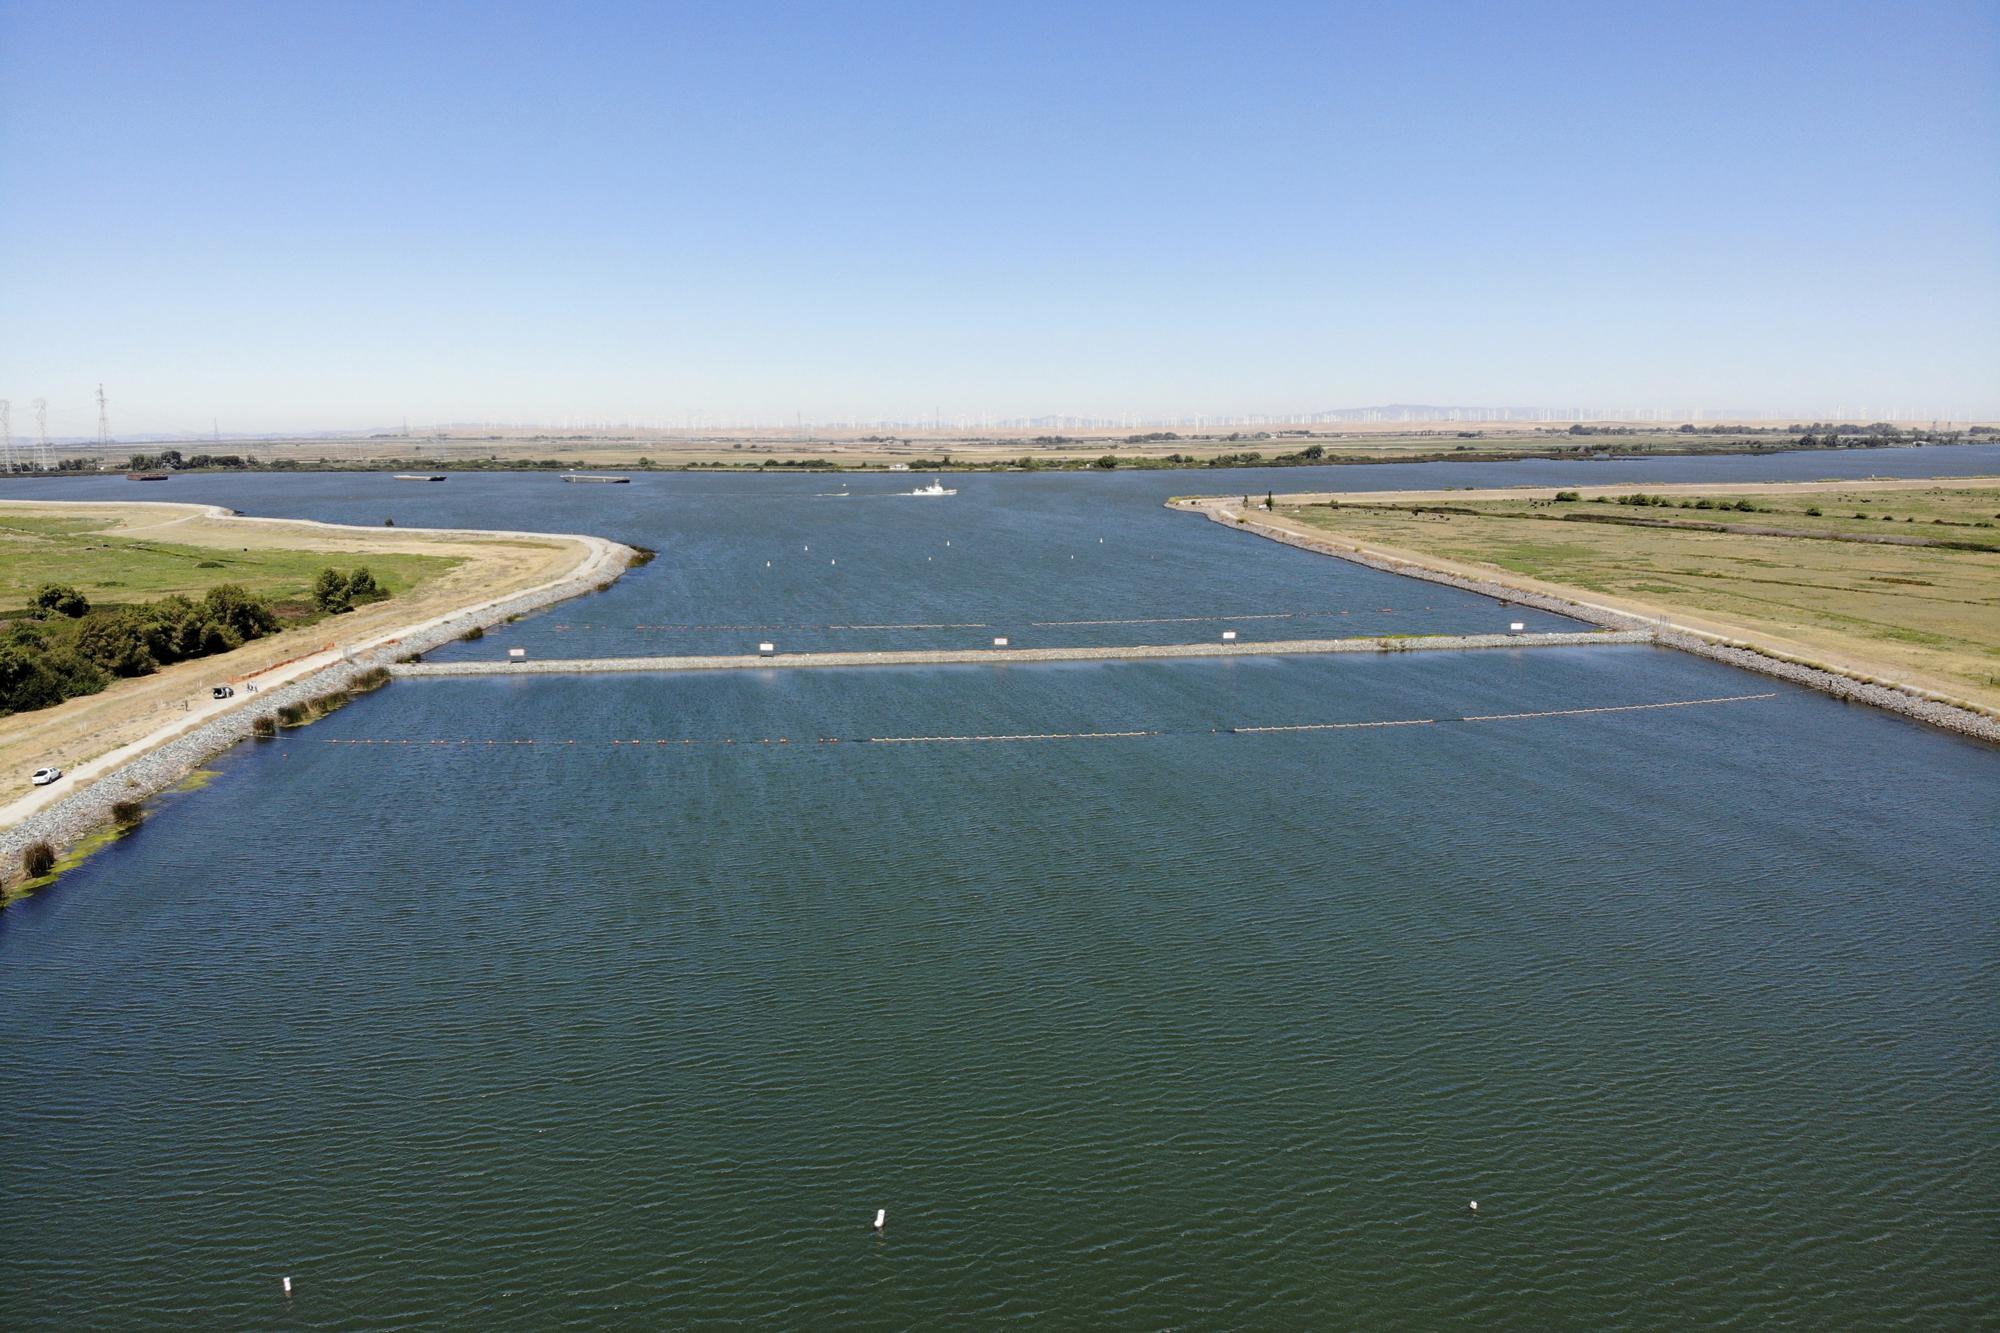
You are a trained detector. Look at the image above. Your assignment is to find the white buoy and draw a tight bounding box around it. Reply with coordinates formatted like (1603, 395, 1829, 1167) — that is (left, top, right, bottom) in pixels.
(873, 1208, 886, 1230)
(282, 1276, 293, 1295)
(830, 559, 836, 565)
(1469, 1201, 1479, 1213)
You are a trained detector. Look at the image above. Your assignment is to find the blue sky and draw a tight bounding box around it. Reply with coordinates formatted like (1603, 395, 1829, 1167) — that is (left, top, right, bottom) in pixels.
(3, 0, 1996, 434)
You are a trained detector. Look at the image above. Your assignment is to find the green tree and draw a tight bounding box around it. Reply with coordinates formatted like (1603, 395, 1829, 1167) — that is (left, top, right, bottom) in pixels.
(74, 612, 158, 677)
(345, 568, 383, 602)
(31, 584, 90, 618)
(201, 584, 278, 639)
(312, 568, 353, 614)
(1265, 490, 1275, 509)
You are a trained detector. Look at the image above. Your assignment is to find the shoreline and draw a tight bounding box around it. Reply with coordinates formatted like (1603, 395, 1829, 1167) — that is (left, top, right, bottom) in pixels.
(1174, 496, 2000, 746)
(0, 505, 636, 877)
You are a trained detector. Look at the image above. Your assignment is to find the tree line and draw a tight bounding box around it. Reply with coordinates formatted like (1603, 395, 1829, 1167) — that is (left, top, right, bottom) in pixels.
(0, 567, 389, 718)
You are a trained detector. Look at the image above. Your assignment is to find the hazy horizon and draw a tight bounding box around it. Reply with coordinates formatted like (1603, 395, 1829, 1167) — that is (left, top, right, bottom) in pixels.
(4, 0, 1997, 436)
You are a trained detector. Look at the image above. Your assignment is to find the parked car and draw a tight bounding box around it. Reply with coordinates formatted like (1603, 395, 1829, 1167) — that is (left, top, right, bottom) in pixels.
(211, 685, 235, 700)
(32, 767, 63, 787)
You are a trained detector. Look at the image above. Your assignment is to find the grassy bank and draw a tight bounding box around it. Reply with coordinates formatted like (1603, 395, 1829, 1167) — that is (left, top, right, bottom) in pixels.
(1264, 480, 2000, 711)
(0, 510, 457, 611)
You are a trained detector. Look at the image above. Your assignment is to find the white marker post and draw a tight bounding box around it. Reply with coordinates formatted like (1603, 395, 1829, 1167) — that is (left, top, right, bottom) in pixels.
(874, 1208, 887, 1230)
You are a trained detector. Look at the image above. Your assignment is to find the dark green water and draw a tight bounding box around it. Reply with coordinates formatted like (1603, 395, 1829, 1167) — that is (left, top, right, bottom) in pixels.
(2, 459, 1996, 1328)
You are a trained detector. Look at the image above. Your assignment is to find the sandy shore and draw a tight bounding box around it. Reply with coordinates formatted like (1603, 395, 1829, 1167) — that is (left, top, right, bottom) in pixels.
(1175, 495, 2000, 745)
(1, 502, 635, 863)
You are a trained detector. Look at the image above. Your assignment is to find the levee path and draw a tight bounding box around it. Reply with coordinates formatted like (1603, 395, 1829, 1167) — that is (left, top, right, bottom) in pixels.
(393, 630, 1650, 677)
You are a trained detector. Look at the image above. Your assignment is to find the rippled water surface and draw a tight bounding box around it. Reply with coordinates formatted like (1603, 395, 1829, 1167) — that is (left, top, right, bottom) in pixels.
(3, 454, 1997, 1328)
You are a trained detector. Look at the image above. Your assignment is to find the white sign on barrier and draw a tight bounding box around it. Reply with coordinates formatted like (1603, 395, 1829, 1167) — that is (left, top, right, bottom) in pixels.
(1508, 622, 1526, 633)
(1221, 630, 1237, 642)
(993, 637, 1010, 648)
(508, 648, 527, 660)
(759, 642, 776, 656)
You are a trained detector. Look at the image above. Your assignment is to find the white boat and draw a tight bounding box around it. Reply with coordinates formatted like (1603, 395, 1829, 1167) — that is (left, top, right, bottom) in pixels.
(906, 477, 957, 497)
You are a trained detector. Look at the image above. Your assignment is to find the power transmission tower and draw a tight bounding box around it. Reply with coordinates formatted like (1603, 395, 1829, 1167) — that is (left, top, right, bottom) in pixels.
(32, 398, 50, 470)
(0, 399, 11, 473)
(97, 383, 110, 448)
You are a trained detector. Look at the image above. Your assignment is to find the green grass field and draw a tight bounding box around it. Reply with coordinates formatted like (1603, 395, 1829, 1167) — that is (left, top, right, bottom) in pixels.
(0, 513, 460, 614)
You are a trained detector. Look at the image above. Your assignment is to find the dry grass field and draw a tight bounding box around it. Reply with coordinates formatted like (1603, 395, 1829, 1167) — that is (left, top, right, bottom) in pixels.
(40, 419, 1942, 471)
(1255, 479, 2000, 712)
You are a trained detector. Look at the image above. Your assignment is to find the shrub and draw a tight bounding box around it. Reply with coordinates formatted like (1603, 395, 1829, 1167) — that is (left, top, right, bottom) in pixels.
(460, 624, 485, 642)
(252, 714, 277, 737)
(308, 689, 351, 715)
(32, 584, 90, 618)
(312, 567, 353, 614)
(111, 800, 144, 827)
(351, 666, 391, 692)
(345, 568, 384, 603)
(275, 702, 309, 727)
(1805, 507, 1822, 517)
(383, 517, 395, 526)
(22, 841, 55, 879)
(1553, 490, 1580, 502)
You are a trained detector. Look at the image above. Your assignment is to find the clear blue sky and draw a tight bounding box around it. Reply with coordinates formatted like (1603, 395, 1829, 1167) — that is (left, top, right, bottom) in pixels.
(3, 0, 1996, 435)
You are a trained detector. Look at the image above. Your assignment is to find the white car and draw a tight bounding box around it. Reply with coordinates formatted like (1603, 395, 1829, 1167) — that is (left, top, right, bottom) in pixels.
(31, 767, 63, 787)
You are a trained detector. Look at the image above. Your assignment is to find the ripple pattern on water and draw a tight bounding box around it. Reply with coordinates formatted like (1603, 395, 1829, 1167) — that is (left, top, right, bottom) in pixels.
(3, 648, 1996, 1328)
